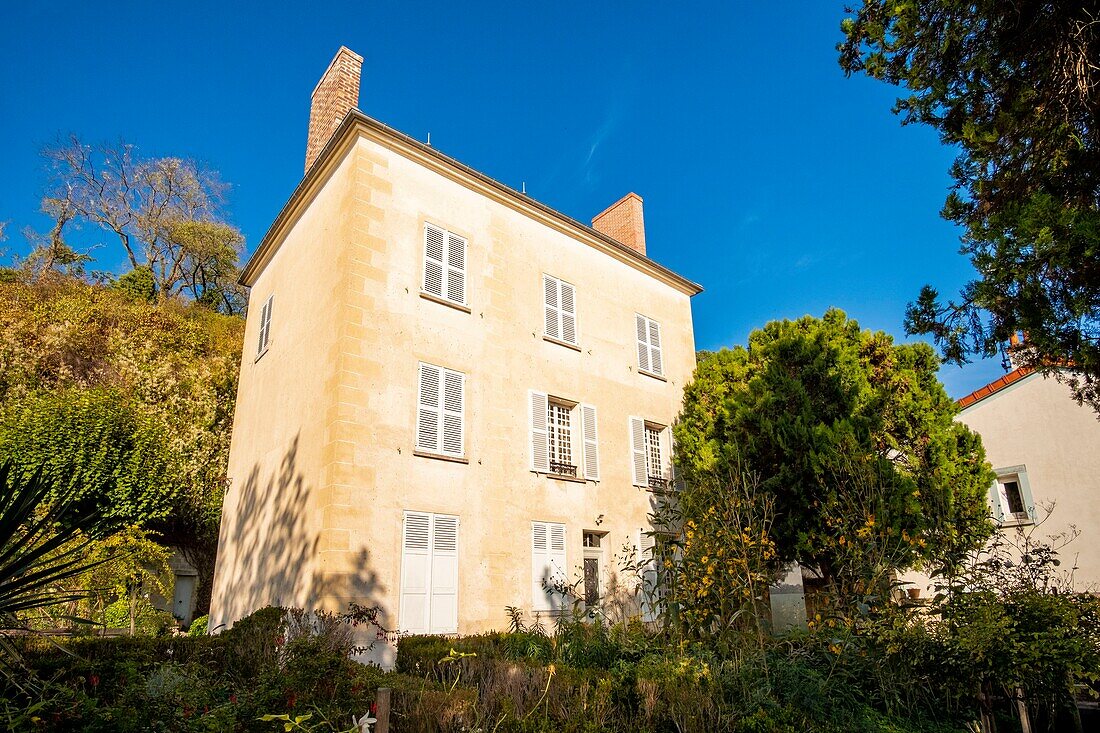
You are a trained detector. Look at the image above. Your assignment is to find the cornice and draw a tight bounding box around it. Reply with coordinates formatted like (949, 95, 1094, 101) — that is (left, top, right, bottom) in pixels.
(241, 110, 703, 297)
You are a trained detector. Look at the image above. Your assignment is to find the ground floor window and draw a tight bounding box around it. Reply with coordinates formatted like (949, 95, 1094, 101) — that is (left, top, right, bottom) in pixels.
(399, 511, 459, 634)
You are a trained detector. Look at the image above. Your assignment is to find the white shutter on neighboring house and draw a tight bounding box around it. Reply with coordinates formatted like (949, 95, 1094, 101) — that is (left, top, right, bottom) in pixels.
(629, 417, 647, 487)
(543, 275, 577, 345)
(581, 404, 600, 481)
(446, 231, 466, 304)
(417, 363, 464, 457)
(400, 512, 459, 634)
(529, 390, 550, 472)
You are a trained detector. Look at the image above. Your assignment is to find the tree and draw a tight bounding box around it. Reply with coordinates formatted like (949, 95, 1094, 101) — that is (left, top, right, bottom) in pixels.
(674, 310, 994, 590)
(839, 1, 1100, 412)
(40, 135, 245, 313)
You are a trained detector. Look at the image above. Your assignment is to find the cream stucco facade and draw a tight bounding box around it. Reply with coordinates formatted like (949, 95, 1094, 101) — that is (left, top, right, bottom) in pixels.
(901, 369, 1100, 596)
(956, 370, 1100, 590)
(208, 110, 700, 655)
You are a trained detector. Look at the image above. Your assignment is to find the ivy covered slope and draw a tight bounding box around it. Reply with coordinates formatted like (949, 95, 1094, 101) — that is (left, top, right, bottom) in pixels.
(0, 276, 244, 614)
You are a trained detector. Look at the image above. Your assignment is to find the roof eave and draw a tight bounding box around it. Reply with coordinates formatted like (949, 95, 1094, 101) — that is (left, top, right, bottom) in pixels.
(240, 110, 703, 297)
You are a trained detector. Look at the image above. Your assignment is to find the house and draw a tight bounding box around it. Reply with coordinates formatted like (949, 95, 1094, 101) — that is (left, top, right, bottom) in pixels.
(208, 48, 701, 657)
(955, 366, 1100, 590)
(902, 365, 1100, 596)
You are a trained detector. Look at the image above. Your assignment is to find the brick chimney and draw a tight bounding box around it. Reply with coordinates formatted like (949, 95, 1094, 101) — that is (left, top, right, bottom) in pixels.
(591, 192, 646, 256)
(304, 47, 363, 173)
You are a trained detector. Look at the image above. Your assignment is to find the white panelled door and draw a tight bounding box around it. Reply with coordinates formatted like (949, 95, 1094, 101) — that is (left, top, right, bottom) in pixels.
(399, 511, 460, 634)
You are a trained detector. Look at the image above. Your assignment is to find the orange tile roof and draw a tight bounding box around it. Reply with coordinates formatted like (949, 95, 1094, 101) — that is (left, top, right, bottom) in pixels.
(957, 366, 1036, 409)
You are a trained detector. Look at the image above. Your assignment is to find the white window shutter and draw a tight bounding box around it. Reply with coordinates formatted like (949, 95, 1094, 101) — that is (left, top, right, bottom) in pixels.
(530, 390, 550, 472)
(532, 522, 550, 610)
(543, 275, 559, 340)
(416, 363, 442, 453)
(637, 529, 659, 622)
(257, 295, 273, 355)
(636, 314, 651, 373)
(549, 523, 567, 611)
(660, 428, 674, 486)
(1017, 471, 1037, 523)
(629, 417, 647, 487)
(423, 223, 446, 298)
(446, 232, 466, 304)
(581, 404, 600, 481)
(429, 515, 459, 633)
(560, 280, 576, 345)
(648, 319, 663, 375)
(399, 512, 431, 633)
(441, 370, 464, 457)
(991, 481, 1006, 524)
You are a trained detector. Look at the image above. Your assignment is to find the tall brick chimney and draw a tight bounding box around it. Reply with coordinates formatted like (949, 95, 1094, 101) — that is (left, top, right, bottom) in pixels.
(304, 47, 363, 173)
(591, 192, 646, 256)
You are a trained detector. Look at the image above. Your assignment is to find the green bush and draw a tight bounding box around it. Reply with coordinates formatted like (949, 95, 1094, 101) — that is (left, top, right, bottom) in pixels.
(187, 613, 209, 636)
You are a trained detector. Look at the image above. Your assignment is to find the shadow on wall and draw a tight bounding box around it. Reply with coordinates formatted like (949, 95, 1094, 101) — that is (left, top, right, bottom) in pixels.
(212, 434, 389, 659)
(212, 434, 317, 628)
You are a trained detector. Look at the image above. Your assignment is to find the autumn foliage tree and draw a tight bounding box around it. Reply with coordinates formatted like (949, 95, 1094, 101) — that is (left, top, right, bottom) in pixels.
(674, 310, 994, 595)
(839, 1, 1100, 411)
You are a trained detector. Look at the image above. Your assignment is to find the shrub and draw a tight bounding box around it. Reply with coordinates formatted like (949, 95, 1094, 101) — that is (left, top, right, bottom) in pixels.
(188, 613, 209, 636)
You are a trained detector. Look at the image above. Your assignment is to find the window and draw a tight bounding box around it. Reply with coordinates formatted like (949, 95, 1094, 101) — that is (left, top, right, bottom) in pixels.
(582, 531, 606, 607)
(422, 222, 467, 306)
(637, 529, 674, 623)
(256, 295, 273, 358)
(399, 512, 459, 634)
(529, 392, 599, 480)
(635, 314, 663, 377)
(416, 363, 464, 458)
(630, 417, 672, 489)
(992, 466, 1036, 526)
(532, 521, 567, 611)
(548, 401, 573, 475)
(543, 274, 577, 345)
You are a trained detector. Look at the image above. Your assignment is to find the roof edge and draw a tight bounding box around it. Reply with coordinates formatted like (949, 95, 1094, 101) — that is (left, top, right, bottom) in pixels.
(240, 110, 703, 296)
(957, 366, 1037, 409)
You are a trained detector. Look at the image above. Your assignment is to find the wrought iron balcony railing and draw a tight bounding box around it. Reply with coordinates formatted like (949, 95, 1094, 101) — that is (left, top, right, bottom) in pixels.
(549, 461, 577, 478)
(648, 475, 670, 492)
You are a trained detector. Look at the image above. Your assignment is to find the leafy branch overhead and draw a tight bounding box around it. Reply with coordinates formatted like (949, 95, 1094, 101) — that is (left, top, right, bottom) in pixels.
(35, 135, 246, 313)
(839, 1, 1100, 411)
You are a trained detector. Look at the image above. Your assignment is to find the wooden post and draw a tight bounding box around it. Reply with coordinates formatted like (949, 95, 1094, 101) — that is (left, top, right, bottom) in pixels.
(374, 687, 391, 733)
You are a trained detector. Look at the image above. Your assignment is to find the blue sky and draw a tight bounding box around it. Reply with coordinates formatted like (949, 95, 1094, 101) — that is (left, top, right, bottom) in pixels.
(0, 1, 1008, 397)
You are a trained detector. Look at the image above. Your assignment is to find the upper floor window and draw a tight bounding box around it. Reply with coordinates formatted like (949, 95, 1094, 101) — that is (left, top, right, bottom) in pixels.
(416, 362, 465, 459)
(630, 417, 671, 491)
(423, 222, 467, 307)
(529, 391, 599, 481)
(543, 274, 577, 346)
(635, 314, 663, 377)
(256, 294, 273, 358)
(992, 466, 1036, 526)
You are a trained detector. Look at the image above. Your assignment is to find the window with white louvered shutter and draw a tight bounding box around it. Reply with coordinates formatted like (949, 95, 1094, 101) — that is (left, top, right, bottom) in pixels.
(635, 314, 663, 376)
(581, 404, 600, 481)
(629, 416, 647, 487)
(399, 512, 460, 634)
(529, 391, 550, 472)
(257, 295, 273, 357)
(416, 363, 464, 457)
(637, 529, 662, 623)
(532, 521, 567, 611)
(543, 274, 577, 345)
(422, 223, 467, 306)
